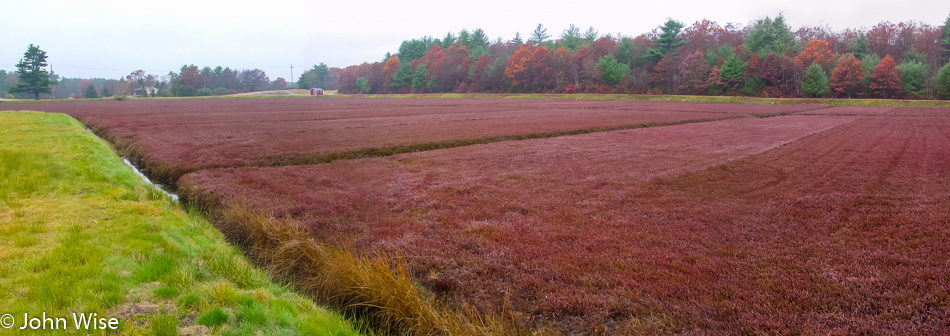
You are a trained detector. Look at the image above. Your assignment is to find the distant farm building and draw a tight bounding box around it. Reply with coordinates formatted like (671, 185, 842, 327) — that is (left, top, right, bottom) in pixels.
(310, 88, 324, 95)
(134, 87, 158, 96)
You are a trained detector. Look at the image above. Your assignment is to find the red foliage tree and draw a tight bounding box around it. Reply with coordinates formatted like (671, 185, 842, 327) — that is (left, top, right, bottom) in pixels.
(470, 54, 493, 91)
(914, 25, 944, 71)
(675, 51, 710, 95)
(382, 56, 400, 92)
(705, 65, 724, 94)
(829, 54, 865, 98)
(746, 53, 760, 78)
(681, 19, 724, 56)
(428, 44, 468, 92)
(870, 55, 903, 98)
(527, 46, 554, 91)
(551, 47, 574, 89)
(649, 53, 679, 93)
(589, 37, 618, 60)
(759, 53, 778, 86)
(181, 66, 201, 95)
(270, 77, 288, 90)
(866, 22, 899, 60)
(337, 65, 359, 93)
(795, 39, 836, 71)
(506, 44, 535, 90)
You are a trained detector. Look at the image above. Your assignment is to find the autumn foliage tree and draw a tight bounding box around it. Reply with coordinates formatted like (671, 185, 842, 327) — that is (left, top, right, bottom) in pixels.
(870, 55, 903, 98)
(675, 51, 710, 94)
(333, 17, 950, 99)
(829, 53, 865, 98)
(795, 39, 837, 72)
(506, 44, 534, 90)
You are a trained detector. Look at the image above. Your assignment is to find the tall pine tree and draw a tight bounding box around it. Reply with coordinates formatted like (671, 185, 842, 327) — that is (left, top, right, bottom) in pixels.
(10, 44, 57, 100)
(645, 19, 686, 64)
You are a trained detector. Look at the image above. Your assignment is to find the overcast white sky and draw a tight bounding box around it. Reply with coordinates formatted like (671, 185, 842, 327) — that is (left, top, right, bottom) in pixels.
(2, 0, 947, 80)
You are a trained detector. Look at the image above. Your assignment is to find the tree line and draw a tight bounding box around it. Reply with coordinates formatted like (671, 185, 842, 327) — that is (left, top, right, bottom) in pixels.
(333, 14, 950, 99)
(1, 61, 292, 99)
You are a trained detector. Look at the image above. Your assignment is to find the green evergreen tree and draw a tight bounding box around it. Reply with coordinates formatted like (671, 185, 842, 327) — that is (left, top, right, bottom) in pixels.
(355, 77, 369, 93)
(896, 61, 926, 96)
(801, 63, 830, 97)
(470, 29, 490, 51)
(598, 54, 630, 85)
(529, 23, 550, 46)
(84, 84, 98, 98)
(860, 53, 881, 87)
(561, 24, 582, 51)
(644, 19, 686, 64)
(9, 44, 58, 100)
(936, 63, 950, 99)
(101, 88, 111, 97)
(441, 32, 456, 48)
(615, 37, 635, 65)
(720, 55, 747, 90)
(583, 26, 598, 43)
(511, 32, 524, 45)
(745, 15, 795, 55)
(391, 62, 413, 89)
(942, 15, 950, 62)
(411, 65, 428, 91)
(846, 33, 872, 59)
(313, 63, 330, 88)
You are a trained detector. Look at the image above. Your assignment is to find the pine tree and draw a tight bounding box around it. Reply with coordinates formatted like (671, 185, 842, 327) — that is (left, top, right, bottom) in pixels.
(745, 14, 795, 55)
(84, 84, 98, 99)
(598, 54, 629, 85)
(511, 32, 524, 45)
(644, 19, 686, 64)
(391, 62, 413, 89)
(720, 55, 746, 91)
(870, 55, 903, 99)
(941, 14, 950, 62)
(561, 24, 582, 51)
(896, 61, 926, 96)
(529, 24, 550, 46)
(936, 63, 950, 99)
(801, 63, 830, 98)
(411, 65, 428, 92)
(9, 44, 58, 100)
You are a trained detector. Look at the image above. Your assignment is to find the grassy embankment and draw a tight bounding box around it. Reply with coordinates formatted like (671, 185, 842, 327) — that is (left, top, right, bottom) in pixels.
(0, 111, 360, 335)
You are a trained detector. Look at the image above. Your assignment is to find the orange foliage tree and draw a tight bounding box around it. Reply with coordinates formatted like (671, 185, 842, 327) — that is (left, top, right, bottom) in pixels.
(382, 56, 400, 91)
(795, 39, 836, 71)
(870, 55, 903, 98)
(829, 54, 865, 98)
(505, 44, 535, 89)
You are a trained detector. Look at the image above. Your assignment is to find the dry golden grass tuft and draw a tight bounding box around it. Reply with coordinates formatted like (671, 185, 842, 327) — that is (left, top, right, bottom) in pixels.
(205, 200, 523, 335)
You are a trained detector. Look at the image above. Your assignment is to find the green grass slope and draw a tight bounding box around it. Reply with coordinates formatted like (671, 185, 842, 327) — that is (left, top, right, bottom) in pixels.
(0, 111, 359, 335)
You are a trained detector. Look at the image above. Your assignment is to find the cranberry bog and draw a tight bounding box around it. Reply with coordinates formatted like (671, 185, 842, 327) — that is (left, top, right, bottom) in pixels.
(16, 97, 950, 334)
(4, 98, 821, 185)
(178, 106, 950, 334)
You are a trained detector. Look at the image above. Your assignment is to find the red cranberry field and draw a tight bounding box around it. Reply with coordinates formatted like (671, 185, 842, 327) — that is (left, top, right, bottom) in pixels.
(14, 97, 950, 334)
(181, 111, 950, 333)
(5, 98, 821, 182)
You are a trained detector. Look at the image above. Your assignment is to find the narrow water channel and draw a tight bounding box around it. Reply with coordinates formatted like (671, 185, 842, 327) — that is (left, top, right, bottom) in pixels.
(87, 127, 180, 202)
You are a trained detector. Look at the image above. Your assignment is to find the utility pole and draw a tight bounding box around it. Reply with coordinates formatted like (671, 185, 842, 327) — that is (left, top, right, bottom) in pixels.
(290, 65, 294, 89)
